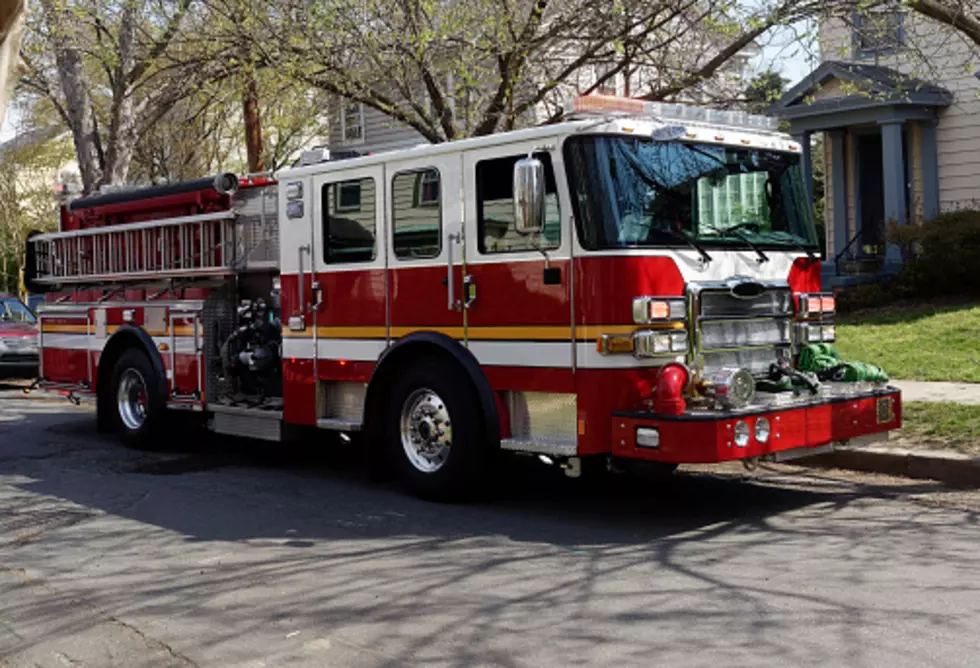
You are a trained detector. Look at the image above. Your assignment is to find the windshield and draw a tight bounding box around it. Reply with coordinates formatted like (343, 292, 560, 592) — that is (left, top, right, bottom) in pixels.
(0, 298, 37, 324)
(564, 135, 818, 251)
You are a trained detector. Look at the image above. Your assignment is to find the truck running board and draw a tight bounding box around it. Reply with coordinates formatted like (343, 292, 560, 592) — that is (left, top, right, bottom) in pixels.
(316, 418, 362, 432)
(210, 404, 283, 442)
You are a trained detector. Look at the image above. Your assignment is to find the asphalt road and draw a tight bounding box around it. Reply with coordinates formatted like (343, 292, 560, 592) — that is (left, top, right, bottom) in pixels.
(2, 383, 980, 668)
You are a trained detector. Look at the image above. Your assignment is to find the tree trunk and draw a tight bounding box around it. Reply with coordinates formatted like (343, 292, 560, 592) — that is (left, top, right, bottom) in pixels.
(39, 0, 101, 193)
(53, 46, 101, 192)
(243, 71, 264, 173)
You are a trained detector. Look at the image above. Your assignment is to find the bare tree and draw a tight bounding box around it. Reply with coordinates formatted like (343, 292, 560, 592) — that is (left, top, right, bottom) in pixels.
(18, 0, 237, 193)
(219, 0, 821, 144)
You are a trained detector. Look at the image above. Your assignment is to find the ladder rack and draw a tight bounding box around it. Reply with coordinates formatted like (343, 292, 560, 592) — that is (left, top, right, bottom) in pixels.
(31, 211, 240, 285)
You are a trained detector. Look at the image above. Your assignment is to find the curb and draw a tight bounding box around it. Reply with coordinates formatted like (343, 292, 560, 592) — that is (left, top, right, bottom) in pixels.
(801, 447, 980, 487)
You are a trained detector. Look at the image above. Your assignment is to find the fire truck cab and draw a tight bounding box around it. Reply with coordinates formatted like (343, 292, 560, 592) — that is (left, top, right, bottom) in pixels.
(26, 95, 901, 499)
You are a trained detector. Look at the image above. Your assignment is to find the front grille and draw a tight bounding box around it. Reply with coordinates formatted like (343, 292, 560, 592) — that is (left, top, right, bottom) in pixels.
(702, 348, 788, 375)
(699, 289, 792, 318)
(700, 318, 791, 350)
(695, 286, 793, 375)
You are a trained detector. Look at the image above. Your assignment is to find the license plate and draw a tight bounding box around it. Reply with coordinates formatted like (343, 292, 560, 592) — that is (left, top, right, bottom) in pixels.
(876, 396, 895, 424)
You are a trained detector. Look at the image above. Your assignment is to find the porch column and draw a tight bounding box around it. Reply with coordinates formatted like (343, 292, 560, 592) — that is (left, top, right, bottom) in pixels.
(794, 131, 813, 202)
(829, 130, 848, 260)
(879, 120, 906, 264)
(920, 119, 940, 221)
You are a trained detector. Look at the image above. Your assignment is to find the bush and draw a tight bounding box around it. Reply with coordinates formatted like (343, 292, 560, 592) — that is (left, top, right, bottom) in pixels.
(889, 210, 980, 297)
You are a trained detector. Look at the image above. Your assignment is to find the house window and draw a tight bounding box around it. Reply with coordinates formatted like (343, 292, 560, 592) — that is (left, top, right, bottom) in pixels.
(322, 178, 376, 264)
(414, 169, 440, 207)
(393, 169, 442, 259)
(476, 153, 560, 254)
(853, 11, 905, 58)
(336, 180, 361, 212)
(341, 102, 364, 144)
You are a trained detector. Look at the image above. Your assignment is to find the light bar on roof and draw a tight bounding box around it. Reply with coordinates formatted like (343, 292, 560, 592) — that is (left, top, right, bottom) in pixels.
(567, 94, 647, 116)
(566, 94, 781, 132)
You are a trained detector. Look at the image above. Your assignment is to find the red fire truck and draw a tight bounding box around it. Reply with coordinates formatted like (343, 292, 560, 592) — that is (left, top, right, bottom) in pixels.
(25, 94, 901, 499)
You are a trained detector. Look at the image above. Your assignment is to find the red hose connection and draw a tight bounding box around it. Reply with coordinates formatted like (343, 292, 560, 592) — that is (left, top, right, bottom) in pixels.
(654, 363, 690, 415)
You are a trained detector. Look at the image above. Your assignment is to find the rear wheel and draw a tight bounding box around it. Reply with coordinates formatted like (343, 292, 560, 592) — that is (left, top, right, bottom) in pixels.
(384, 356, 493, 501)
(109, 349, 166, 450)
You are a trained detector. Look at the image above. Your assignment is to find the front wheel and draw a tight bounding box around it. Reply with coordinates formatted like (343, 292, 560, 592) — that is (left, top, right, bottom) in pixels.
(384, 356, 494, 501)
(109, 349, 167, 450)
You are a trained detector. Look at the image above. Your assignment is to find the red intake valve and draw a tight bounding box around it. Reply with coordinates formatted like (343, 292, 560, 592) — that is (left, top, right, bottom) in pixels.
(654, 363, 690, 416)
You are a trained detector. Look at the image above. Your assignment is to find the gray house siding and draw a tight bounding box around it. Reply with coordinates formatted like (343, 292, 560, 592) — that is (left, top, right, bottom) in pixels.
(329, 102, 427, 157)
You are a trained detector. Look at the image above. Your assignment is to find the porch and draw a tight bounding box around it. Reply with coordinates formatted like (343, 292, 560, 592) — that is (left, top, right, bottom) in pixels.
(771, 62, 952, 289)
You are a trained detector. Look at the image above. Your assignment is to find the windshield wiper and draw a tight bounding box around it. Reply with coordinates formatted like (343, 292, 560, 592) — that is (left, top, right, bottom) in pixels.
(729, 228, 769, 264)
(649, 228, 713, 265)
(767, 233, 818, 262)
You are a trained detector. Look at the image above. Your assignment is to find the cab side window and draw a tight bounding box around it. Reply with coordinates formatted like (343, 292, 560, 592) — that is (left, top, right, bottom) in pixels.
(322, 177, 377, 263)
(392, 168, 442, 259)
(476, 153, 560, 254)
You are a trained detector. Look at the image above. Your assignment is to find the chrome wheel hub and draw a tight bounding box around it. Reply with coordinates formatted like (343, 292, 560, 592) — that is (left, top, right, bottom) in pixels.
(400, 388, 452, 473)
(117, 368, 148, 431)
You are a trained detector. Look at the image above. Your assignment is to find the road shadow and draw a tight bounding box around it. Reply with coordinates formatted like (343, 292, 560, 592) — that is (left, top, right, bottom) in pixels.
(2, 407, 962, 548)
(3, 403, 980, 667)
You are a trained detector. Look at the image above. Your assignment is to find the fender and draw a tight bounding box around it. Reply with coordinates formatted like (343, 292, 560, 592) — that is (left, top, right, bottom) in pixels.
(99, 325, 169, 398)
(365, 331, 501, 446)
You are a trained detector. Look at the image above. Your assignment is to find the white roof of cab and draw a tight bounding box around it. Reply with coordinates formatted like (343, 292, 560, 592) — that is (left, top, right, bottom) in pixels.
(277, 117, 799, 180)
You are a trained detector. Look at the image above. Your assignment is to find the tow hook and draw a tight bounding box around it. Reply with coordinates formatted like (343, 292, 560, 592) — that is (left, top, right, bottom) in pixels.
(742, 456, 760, 471)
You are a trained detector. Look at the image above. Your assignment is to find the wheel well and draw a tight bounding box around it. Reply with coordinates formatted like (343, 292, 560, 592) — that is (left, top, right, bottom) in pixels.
(95, 326, 167, 430)
(363, 334, 502, 448)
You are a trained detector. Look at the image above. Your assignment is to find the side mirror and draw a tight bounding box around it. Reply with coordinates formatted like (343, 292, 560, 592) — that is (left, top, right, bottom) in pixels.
(513, 156, 546, 236)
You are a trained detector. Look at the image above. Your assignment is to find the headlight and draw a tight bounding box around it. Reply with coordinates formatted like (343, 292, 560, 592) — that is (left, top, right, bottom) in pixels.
(733, 420, 750, 447)
(700, 319, 791, 350)
(795, 323, 836, 344)
(633, 329, 688, 357)
(632, 297, 686, 323)
(755, 417, 771, 443)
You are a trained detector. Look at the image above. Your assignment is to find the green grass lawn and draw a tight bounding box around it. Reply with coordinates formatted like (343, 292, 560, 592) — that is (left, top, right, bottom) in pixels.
(900, 402, 980, 454)
(836, 302, 980, 382)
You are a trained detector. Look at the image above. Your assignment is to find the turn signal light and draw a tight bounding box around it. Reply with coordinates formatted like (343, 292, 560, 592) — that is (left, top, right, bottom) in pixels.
(798, 293, 836, 317)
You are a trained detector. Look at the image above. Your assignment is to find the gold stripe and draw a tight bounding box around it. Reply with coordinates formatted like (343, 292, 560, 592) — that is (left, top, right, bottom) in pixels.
(42, 323, 195, 336)
(281, 323, 683, 341)
(41, 324, 88, 334)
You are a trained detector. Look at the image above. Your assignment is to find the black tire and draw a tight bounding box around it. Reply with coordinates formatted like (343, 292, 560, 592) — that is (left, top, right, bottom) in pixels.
(107, 348, 167, 450)
(383, 355, 494, 501)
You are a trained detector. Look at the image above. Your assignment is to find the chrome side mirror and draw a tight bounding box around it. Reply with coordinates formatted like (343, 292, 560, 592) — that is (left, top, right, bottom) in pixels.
(513, 155, 546, 236)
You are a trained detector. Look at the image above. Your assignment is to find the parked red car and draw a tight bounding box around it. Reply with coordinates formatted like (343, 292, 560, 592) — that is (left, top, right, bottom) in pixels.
(0, 293, 39, 379)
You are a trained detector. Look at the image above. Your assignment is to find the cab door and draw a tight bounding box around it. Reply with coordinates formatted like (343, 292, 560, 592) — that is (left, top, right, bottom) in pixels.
(311, 164, 387, 382)
(385, 153, 464, 339)
(461, 142, 573, 385)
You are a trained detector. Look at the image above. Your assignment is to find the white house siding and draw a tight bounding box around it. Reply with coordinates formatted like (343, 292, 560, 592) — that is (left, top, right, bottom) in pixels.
(821, 15, 980, 209)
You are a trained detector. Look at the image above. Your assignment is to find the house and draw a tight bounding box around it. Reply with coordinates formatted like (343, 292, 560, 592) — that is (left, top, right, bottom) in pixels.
(771, 8, 979, 287)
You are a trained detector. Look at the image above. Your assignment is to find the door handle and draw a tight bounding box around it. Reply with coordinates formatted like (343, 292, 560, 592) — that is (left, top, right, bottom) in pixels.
(446, 231, 461, 311)
(312, 280, 323, 310)
(463, 274, 476, 309)
(297, 243, 311, 310)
